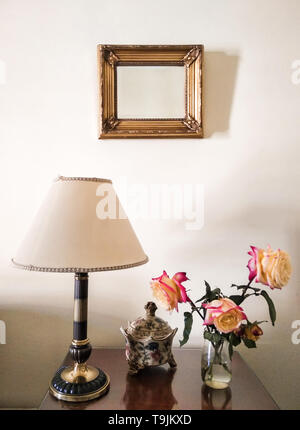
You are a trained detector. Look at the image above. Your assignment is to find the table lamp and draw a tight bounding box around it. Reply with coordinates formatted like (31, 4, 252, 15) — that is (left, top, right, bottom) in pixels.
(12, 176, 148, 402)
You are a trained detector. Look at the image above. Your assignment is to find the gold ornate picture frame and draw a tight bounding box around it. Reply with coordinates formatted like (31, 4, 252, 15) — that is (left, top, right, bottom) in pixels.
(97, 45, 203, 139)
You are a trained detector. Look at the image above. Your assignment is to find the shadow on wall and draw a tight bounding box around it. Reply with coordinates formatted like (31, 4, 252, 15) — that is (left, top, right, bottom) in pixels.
(203, 51, 240, 138)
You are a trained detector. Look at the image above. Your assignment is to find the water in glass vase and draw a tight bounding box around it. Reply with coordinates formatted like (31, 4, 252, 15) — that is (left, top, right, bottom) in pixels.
(201, 337, 232, 389)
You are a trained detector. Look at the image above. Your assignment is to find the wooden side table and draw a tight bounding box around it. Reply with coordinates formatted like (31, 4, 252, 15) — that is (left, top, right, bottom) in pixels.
(39, 348, 279, 410)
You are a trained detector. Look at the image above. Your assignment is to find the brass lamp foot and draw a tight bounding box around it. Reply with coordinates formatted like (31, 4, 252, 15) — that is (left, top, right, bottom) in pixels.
(49, 364, 110, 402)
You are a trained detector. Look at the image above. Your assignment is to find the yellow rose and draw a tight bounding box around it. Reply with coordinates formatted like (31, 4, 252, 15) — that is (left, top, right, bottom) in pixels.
(259, 248, 292, 289)
(214, 308, 246, 334)
(248, 245, 292, 289)
(150, 271, 189, 312)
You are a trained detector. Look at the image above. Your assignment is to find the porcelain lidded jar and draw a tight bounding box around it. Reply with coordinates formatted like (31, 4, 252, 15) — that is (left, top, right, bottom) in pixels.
(120, 302, 178, 375)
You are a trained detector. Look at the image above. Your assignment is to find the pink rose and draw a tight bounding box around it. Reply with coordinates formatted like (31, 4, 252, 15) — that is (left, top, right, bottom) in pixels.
(202, 298, 247, 333)
(150, 271, 189, 312)
(247, 245, 292, 289)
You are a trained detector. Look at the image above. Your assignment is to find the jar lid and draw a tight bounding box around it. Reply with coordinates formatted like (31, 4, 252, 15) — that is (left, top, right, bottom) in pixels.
(127, 302, 173, 340)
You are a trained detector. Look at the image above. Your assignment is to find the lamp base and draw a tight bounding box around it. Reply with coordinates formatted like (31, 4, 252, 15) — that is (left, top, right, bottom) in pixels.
(49, 365, 110, 402)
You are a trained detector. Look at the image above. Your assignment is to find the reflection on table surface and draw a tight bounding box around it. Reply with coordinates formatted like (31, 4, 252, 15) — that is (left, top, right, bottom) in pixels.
(39, 349, 279, 410)
(201, 384, 232, 410)
(122, 366, 178, 410)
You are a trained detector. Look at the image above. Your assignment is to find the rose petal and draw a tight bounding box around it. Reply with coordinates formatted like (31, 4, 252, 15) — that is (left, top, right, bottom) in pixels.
(173, 272, 189, 283)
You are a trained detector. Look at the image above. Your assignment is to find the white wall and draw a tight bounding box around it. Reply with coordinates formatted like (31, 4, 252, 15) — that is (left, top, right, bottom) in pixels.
(0, 0, 299, 409)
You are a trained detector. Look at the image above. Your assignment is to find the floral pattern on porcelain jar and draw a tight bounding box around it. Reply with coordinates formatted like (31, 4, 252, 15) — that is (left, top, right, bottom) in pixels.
(121, 302, 177, 375)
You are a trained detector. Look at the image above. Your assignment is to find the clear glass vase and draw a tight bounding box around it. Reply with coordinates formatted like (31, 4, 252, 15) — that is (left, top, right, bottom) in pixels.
(201, 337, 232, 389)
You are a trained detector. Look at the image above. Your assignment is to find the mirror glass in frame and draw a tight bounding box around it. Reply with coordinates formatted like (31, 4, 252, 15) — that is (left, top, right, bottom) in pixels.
(117, 66, 185, 119)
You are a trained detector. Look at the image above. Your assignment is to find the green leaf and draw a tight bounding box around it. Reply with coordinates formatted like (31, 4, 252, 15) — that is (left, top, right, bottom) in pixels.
(210, 288, 221, 300)
(250, 287, 261, 293)
(228, 343, 234, 360)
(203, 281, 221, 302)
(204, 330, 222, 345)
(252, 320, 267, 325)
(179, 312, 193, 347)
(205, 281, 211, 295)
(204, 330, 213, 342)
(260, 290, 276, 326)
(211, 332, 222, 344)
(229, 294, 248, 305)
(229, 332, 241, 347)
(234, 285, 249, 290)
(242, 338, 257, 348)
(234, 285, 261, 292)
(196, 287, 221, 304)
(195, 294, 207, 303)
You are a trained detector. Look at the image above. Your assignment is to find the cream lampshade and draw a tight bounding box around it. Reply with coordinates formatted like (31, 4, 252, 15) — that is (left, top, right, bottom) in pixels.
(13, 176, 148, 272)
(12, 176, 148, 402)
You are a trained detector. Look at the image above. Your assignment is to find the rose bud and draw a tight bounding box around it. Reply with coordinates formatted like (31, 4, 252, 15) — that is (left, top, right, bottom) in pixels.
(245, 324, 263, 341)
(233, 324, 246, 337)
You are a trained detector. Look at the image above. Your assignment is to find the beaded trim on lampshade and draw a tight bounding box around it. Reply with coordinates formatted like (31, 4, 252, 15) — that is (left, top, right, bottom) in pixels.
(11, 256, 149, 273)
(56, 176, 112, 184)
